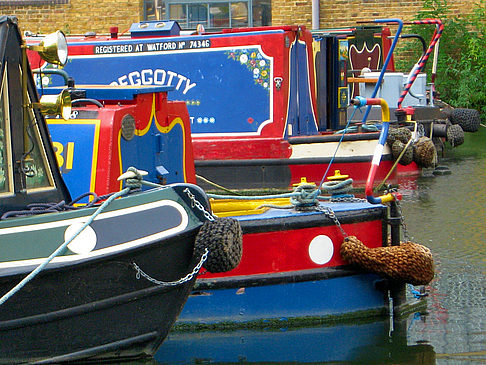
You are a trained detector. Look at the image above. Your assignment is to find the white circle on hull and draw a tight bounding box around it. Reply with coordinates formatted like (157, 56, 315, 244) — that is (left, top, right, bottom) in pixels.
(65, 223, 97, 254)
(308, 235, 334, 265)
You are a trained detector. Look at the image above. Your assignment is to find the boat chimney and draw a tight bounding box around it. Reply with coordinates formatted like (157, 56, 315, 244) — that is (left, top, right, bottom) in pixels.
(110, 26, 118, 39)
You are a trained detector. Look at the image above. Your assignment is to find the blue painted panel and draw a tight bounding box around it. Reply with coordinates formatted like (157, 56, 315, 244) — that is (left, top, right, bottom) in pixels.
(54, 46, 272, 135)
(47, 121, 98, 203)
(120, 117, 187, 184)
(179, 273, 385, 324)
(286, 40, 318, 136)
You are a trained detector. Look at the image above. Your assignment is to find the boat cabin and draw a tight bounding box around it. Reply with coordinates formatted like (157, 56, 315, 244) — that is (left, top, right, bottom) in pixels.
(0, 16, 70, 215)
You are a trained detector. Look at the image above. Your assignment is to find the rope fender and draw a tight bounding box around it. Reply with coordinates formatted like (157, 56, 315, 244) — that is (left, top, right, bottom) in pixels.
(413, 136, 437, 168)
(448, 108, 481, 133)
(194, 217, 243, 273)
(340, 236, 434, 286)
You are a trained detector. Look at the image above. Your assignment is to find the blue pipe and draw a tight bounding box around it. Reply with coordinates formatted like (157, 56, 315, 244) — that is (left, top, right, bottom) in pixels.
(361, 18, 404, 123)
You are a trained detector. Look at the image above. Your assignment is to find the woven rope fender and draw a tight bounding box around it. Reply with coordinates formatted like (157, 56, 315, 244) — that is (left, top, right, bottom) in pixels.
(413, 136, 437, 168)
(447, 124, 465, 147)
(194, 217, 243, 273)
(340, 236, 434, 285)
(449, 108, 481, 133)
(391, 140, 414, 165)
(387, 127, 412, 145)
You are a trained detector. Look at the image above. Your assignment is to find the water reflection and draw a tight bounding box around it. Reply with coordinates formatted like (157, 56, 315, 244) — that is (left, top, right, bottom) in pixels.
(156, 316, 435, 364)
(400, 129, 486, 364)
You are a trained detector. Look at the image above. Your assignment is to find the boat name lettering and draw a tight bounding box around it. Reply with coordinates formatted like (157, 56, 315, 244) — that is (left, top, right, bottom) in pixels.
(110, 69, 196, 95)
(53, 141, 75, 172)
(93, 39, 211, 55)
(190, 116, 216, 124)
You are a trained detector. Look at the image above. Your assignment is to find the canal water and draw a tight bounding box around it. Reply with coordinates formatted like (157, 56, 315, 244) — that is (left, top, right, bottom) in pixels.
(139, 129, 486, 364)
(399, 127, 486, 365)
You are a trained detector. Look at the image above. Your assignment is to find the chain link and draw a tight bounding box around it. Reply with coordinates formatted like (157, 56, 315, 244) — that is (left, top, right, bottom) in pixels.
(183, 188, 215, 221)
(384, 186, 409, 241)
(133, 248, 209, 287)
(317, 206, 348, 238)
(395, 199, 409, 241)
(329, 196, 366, 203)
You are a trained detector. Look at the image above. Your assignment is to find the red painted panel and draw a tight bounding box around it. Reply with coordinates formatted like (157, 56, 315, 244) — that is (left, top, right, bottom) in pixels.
(289, 160, 398, 187)
(200, 220, 383, 278)
(193, 138, 292, 160)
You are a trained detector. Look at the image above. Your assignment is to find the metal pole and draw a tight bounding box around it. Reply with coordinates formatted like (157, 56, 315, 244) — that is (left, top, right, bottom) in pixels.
(390, 200, 401, 245)
(312, 0, 319, 30)
(389, 200, 406, 315)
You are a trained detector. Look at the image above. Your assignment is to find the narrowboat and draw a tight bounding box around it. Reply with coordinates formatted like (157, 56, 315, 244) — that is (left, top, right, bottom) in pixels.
(28, 18, 481, 192)
(0, 15, 241, 363)
(26, 21, 432, 192)
(177, 97, 433, 326)
(36, 74, 432, 327)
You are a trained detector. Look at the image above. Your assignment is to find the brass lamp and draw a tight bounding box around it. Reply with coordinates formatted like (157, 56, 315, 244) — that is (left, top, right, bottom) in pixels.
(28, 30, 68, 67)
(39, 89, 71, 121)
(24, 30, 71, 120)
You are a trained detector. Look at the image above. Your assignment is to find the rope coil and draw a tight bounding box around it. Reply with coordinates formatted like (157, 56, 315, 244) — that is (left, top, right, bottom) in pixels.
(321, 178, 354, 198)
(290, 183, 320, 209)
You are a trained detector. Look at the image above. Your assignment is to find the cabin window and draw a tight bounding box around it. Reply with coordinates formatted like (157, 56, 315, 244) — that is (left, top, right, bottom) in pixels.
(18, 65, 55, 192)
(145, 0, 271, 30)
(169, 3, 210, 28)
(251, 0, 271, 27)
(22, 91, 55, 191)
(0, 69, 13, 194)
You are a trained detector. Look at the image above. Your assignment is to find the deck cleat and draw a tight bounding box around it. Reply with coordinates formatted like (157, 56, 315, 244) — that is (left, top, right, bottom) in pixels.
(326, 170, 350, 181)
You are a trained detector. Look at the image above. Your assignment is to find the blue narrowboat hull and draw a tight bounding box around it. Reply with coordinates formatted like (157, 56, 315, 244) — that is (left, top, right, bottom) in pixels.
(179, 269, 387, 325)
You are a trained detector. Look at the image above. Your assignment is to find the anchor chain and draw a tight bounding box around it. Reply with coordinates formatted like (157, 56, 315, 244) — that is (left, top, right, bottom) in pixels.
(317, 206, 348, 238)
(133, 248, 209, 286)
(183, 187, 215, 221)
(385, 186, 409, 241)
(328, 196, 366, 203)
(394, 198, 409, 241)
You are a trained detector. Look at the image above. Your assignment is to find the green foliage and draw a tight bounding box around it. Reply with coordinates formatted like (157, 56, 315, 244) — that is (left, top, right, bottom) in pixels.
(395, 0, 486, 121)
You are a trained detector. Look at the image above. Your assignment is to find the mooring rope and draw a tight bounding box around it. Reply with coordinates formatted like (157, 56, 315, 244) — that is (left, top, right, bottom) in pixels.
(196, 174, 242, 195)
(318, 107, 358, 189)
(207, 191, 301, 200)
(321, 178, 354, 196)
